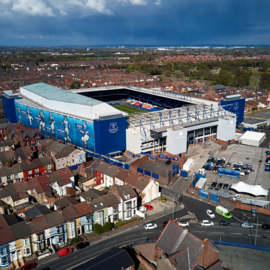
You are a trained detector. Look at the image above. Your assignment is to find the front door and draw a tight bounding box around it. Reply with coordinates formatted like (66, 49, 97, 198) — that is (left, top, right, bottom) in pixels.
(77, 227, 81, 235)
(82, 226, 85, 234)
(12, 252, 16, 262)
(17, 250, 21, 259)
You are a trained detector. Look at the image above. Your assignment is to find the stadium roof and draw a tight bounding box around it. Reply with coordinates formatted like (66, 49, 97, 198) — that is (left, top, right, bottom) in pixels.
(22, 83, 102, 107)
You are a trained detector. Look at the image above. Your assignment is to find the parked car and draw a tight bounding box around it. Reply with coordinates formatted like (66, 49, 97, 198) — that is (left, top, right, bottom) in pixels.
(206, 210, 215, 218)
(241, 222, 254, 229)
(58, 248, 73, 257)
(163, 221, 168, 227)
(201, 220, 214, 226)
(235, 162, 243, 166)
(21, 263, 37, 270)
(226, 162, 231, 167)
(265, 151, 270, 155)
(178, 221, 189, 227)
(219, 221, 231, 226)
(158, 197, 167, 203)
(223, 183, 229, 190)
(204, 165, 213, 170)
(262, 224, 270, 230)
(217, 183, 223, 189)
(145, 223, 157, 230)
(233, 194, 240, 201)
(144, 204, 153, 210)
(211, 182, 217, 188)
(76, 242, 89, 250)
(165, 160, 171, 165)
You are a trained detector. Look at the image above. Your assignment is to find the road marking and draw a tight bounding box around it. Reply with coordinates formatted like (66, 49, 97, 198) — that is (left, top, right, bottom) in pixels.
(230, 232, 242, 235)
(248, 234, 261, 237)
(193, 231, 206, 233)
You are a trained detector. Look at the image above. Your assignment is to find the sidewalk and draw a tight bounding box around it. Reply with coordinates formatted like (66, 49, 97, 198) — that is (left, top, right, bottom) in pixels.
(36, 203, 185, 267)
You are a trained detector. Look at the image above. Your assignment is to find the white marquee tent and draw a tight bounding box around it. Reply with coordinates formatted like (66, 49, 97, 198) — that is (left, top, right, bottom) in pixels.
(230, 181, 268, 197)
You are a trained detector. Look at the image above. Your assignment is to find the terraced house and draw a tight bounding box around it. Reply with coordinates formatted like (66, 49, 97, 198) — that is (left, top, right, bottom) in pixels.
(0, 201, 94, 269)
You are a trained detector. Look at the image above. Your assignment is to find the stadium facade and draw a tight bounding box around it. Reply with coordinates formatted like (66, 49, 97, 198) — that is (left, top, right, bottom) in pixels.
(3, 83, 243, 156)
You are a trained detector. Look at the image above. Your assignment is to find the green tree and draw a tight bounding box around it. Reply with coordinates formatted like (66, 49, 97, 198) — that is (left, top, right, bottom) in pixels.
(174, 70, 182, 79)
(249, 75, 261, 91)
(68, 81, 81, 89)
(93, 223, 104, 235)
(103, 222, 112, 232)
(217, 70, 233, 85)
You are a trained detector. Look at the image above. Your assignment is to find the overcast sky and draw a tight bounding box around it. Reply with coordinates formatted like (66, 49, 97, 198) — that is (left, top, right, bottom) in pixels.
(0, 0, 269, 46)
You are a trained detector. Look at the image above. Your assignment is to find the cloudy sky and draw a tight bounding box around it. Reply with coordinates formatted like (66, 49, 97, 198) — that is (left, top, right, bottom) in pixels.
(0, 0, 269, 46)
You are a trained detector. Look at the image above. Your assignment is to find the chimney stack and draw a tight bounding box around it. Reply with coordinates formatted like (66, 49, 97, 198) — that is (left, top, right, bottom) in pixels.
(6, 163, 11, 168)
(109, 163, 113, 168)
(86, 197, 92, 204)
(23, 177, 28, 183)
(172, 259, 177, 268)
(82, 161, 86, 169)
(0, 184, 3, 190)
(57, 206, 62, 213)
(25, 217, 31, 224)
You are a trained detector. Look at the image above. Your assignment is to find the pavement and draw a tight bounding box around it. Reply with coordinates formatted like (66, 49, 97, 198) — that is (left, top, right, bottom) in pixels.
(33, 195, 270, 270)
(219, 245, 270, 270)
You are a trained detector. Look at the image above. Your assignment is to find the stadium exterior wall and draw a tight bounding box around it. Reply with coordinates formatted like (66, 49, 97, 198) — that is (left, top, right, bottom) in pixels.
(220, 98, 245, 123)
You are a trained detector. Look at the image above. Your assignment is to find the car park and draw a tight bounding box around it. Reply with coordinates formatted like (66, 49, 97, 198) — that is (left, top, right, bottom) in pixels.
(145, 223, 157, 230)
(76, 242, 89, 250)
(217, 183, 223, 189)
(206, 210, 215, 218)
(241, 222, 254, 229)
(144, 204, 153, 210)
(178, 221, 189, 227)
(262, 224, 270, 230)
(21, 263, 37, 270)
(201, 220, 214, 226)
(158, 197, 167, 203)
(219, 221, 231, 226)
(58, 248, 73, 257)
(211, 182, 217, 188)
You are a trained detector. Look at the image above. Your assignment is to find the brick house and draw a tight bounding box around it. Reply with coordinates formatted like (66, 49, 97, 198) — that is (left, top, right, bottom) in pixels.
(155, 220, 221, 270)
(52, 147, 86, 171)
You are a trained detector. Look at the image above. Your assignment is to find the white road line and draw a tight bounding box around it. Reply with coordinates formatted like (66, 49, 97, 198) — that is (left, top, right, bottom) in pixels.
(193, 231, 206, 233)
(248, 234, 261, 237)
(230, 232, 242, 235)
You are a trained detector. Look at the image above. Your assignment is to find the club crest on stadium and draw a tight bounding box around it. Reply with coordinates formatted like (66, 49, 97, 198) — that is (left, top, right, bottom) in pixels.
(233, 102, 239, 111)
(109, 122, 118, 134)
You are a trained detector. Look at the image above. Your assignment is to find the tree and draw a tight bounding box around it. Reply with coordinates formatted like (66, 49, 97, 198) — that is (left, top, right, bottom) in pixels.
(174, 70, 182, 79)
(68, 81, 80, 89)
(93, 223, 104, 235)
(103, 222, 112, 232)
(249, 75, 261, 91)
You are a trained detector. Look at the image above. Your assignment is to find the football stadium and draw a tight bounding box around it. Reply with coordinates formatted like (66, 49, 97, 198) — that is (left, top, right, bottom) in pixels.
(3, 83, 244, 156)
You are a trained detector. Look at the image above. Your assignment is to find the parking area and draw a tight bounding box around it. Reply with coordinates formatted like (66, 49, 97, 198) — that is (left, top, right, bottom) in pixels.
(201, 144, 269, 200)
(144, 197, 176, 216)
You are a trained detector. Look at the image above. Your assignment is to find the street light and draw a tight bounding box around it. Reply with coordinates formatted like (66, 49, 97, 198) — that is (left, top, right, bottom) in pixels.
(255, 217, 259, 247)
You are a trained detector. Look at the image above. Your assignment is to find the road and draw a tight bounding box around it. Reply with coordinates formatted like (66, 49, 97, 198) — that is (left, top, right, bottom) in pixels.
(35, 196, 270, 270)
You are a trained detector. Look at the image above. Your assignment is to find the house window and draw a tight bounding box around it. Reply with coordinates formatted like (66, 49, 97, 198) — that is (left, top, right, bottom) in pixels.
(47, 164, 51, 169)
(37, 242, 45, 250)
(28, 170, 32, 175)
(37, 233, 44, 241)
(1, 247, 7, 255)
(58, 235, 63, 243)
(69, 222, 75, 229)
(2, 256, 8, 264)
(57, 226, 63, 234)
(24, 247, 31, 256)
(35, 168, 39, 173)
(97, 212, 103, 219)
(69, 230, 75, 238)
(23, 238, 30, 246)
(32, 189, 35, 194)
(85, 224, 92, 232)
(7, 175, 11, 180)
(126, 210, 132, 218)
(86, 215, 92, 223)
(14, 173, 19, 178)
(6, 197, 11, 203)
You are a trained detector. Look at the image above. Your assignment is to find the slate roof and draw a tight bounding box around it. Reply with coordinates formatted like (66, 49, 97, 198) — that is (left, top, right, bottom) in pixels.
(96, 162, 119, 178)
(0, 214, 18, 229)
(71, 248, 134, 270)
(48, 168, 73, 186)
(0, 167, 12, 177)
(114, 185, 137, 201)
(0, 227, 15, 245)
(24, 204, 52, 219)
(30, 215, 50, 234)
(80, 189, 104, 200)
(54, 147, 76, 159)
(45, 211, 65, 228)
(11, 221, 32, 240)
(0, 184, 21, 202)
(54, 196, 79, 209)
(90, 193, 119, 211)
(74, 201, 93, 216)
(156, 220, 204, 270)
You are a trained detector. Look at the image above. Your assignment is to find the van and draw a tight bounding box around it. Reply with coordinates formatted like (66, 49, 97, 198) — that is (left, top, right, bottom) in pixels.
(215, 206, 232, 219)
(58, 247, 73, 257)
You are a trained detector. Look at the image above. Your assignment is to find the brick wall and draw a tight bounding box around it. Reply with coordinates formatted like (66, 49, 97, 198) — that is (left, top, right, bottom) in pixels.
(130, 154, 149, 172)
(136, 254, 155, 270)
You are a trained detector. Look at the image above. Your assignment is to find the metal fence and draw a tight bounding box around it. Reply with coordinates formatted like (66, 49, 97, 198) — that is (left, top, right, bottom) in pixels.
(214, 241, 270, 252)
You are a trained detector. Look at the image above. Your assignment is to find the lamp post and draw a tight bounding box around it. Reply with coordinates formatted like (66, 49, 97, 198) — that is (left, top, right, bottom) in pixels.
(255, 217, 259, 247)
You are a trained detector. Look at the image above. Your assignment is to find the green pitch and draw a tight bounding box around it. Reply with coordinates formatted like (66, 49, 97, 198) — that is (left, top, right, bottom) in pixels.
(113, 104, 146, 114)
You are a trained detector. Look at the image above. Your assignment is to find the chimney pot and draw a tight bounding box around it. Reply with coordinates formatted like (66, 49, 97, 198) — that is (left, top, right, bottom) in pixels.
(57, 206, 62, 213)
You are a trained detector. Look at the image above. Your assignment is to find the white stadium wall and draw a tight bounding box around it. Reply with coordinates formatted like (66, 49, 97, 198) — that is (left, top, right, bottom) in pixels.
(216, 117, 236, 142)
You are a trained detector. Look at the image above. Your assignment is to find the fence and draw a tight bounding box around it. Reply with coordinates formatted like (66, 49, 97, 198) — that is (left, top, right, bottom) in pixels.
(214, 241, 270, 252)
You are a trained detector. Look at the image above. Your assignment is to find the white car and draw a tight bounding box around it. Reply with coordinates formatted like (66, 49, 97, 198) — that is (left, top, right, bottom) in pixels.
(145, 223, 157, 230)
(232, 194, 240, 201)
(139, 206, 147, 212)
(235, 162, 243, 166)
(206, 210, 215, 218)
(201, 220, 214, 226)
(178, 221, 189, 227)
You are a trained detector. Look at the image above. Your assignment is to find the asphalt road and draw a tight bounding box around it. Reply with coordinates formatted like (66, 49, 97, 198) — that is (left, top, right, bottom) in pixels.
(35, 196, 270, 270)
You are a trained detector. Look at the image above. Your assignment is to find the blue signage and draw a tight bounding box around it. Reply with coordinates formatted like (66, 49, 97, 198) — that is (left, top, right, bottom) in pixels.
(109, 122, 118, 134)
(220, 98, 245, 123)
